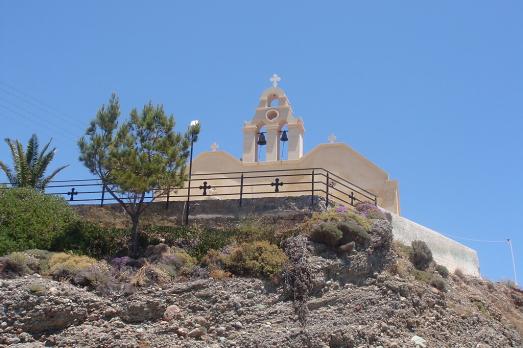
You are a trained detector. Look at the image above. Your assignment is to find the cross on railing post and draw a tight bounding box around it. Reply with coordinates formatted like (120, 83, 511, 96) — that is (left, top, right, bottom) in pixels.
(67, 188, 78, 201)
(349, 191, 355, 206)
(199, 181, 212, 196)
(270, 178, 284, 193)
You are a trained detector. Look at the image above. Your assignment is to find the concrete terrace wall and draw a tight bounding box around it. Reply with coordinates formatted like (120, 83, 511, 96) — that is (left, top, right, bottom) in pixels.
(390, 213, 480, 277)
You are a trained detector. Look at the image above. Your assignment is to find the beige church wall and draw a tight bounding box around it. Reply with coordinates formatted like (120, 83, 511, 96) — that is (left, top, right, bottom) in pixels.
(295, 143, 399, 213)
(389, 212, 480, 276)
(161, 142, 400, 214)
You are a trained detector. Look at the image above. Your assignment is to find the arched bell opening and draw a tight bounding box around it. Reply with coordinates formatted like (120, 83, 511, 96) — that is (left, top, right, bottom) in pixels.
(256, 125, 268, 162)
(267, 94, 281, 107)
(279, 124, 289, 160)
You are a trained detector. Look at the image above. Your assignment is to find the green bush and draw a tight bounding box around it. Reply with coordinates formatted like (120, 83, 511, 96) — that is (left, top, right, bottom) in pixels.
(430, 275, 447, 291)
(410, 240, 433, 270)
(158, 248, 197, 276)
(143, 225, 237, 260)
(0, 187, 77, 255)
(309, 222, 342, 247)
(224, 241, 288, 278)
(337, 221, 371, 247)
(435, 264, 449, 278)
(52, 221, 128, 258)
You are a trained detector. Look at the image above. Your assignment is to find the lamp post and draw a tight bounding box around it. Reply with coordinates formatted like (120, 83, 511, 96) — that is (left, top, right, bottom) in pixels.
(184, 120, 199, 225)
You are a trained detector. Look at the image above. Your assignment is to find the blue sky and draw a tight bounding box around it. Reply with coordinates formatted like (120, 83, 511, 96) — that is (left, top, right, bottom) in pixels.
(1, 1, 522, 281)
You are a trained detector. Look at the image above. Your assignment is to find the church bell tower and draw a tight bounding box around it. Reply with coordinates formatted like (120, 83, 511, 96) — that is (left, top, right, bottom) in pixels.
(242, 75, 304, 163)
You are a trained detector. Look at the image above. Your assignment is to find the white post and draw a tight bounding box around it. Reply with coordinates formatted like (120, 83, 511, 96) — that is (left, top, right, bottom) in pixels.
(507, 238, 518, 286)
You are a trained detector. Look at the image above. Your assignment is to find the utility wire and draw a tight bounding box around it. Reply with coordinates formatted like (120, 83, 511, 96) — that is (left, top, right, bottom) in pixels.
(444, 233, 518, 286)
(0, 80, 81, 130)
(0, 102, 78, 143)
(0, 97, 80, 137)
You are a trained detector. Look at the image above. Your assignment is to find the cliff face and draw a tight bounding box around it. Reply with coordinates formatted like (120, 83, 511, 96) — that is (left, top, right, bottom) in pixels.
(1, 239, 522, 347)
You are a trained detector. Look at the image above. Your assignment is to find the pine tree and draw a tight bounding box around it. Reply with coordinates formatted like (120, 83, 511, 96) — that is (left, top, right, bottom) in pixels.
(78, 93, 199, 256)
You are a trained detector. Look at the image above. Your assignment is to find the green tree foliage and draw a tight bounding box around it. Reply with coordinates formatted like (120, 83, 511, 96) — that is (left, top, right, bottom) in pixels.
(78, 94, 199, 256)
(0, 187, 77, 255)
(0, 134, 68, 189)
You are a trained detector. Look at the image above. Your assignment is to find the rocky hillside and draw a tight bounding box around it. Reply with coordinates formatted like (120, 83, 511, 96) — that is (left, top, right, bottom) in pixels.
(1, 205, 523, 347)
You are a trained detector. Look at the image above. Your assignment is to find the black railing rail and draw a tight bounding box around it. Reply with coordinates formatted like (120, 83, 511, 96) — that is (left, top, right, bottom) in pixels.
(0, 167, 378, 222)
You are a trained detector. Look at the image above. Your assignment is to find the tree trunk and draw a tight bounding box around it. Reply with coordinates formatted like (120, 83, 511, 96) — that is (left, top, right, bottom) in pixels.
(130, 215, 140, 258)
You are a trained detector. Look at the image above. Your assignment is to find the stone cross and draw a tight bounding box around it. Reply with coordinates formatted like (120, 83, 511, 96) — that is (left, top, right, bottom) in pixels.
(199, 181, 212, 196)
(270, 74, 281, 88)
(270, 178, 284, 192)
(67, 187, 78, 201)
(328, 133, 337, 144)
(211, 142, 219, 152)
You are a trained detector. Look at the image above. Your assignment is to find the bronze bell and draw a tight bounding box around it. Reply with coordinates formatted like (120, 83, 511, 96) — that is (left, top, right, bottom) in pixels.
(257, 132, 267, 146)
(280, 130, 288, 142)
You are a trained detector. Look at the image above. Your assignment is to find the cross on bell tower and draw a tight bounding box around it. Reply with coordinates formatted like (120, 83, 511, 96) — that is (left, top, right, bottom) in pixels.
(270, 74, 281, 88)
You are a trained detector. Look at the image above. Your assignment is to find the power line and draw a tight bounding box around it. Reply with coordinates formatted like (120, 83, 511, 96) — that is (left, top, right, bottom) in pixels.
(0, 80, 81, 130)
(445, 233, 518, 285)
(0, 96, 80, 136)
(0, 102, 78, 143)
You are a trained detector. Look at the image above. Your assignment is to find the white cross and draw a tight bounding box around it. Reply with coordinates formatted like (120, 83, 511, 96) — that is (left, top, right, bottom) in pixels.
(211, 142, 219, 152)
(270, 74, 281, 88)
(328, 133, 337, 144)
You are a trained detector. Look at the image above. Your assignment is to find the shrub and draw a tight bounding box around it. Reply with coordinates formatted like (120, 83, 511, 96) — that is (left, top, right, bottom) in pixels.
(201, 249, 226, 270)
(309, 223, 342, 247)
(435, 264, 450, 278)
(430, 275, 447, 292)
(234, 218, 277, 244)
(73, 262, 115, 293)
(355, 202, 386, 220)
(48, 253, 98, 279)
(337, 221, 371, 248)
(158, 249, 197, 276)
(412, 269, 432, 283)
(52, 221, 128, 258)
(0, 251, 38, 275)
(27, 282, 47, 296)
(131, 262, 173, 286)
(209, 269, 231, 280)
(454, 268, 465, 280)
(224, 241, 288, 278)
(143, 225, 237, 260)
(410, 240, 433, 270)
(0, 187, 77, 255)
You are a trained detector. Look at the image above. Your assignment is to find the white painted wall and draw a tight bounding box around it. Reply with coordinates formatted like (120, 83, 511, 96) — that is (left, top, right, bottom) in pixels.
(389, 212, 480, 277)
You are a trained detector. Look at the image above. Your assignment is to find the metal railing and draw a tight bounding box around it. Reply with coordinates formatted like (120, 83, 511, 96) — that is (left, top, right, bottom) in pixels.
(0, 167, 378, 218)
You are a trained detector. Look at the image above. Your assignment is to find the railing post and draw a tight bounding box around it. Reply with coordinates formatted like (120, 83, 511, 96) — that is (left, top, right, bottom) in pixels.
(165, 186, 170, 210)
(311, 169, 315, 211)
(374, 195, 378, 207)
(100, 183, 106, 207)
(326, 171, 330, 208)
(239, 173, 244, 207)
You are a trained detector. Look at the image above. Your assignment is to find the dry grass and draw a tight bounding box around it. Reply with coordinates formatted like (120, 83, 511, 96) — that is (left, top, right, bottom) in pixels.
(130, 261, 173, 287)
(209, 269, 231, 280)
(48, 253, 97, 274)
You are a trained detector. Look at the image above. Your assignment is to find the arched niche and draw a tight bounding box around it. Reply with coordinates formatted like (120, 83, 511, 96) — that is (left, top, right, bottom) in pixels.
(279, 124, 289, 160)
(256, 125, 268, 162)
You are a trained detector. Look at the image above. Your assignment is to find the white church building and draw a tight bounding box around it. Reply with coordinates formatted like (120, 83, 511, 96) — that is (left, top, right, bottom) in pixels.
(172, 75, 480, 277)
